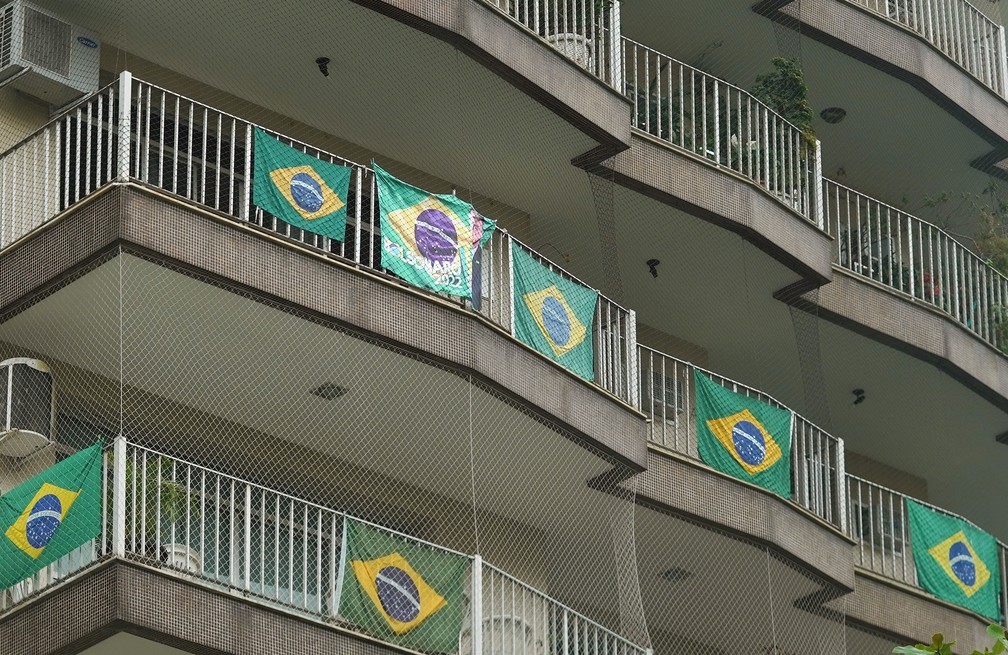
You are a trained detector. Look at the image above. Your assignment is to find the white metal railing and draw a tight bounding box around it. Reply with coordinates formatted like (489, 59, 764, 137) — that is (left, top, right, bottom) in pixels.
(851, 0, 1008, 96)
(0, 82, 118, 248)
(483, 0, 623, 88)
(637, 345, 846, 530)
(0, 71, 638, 405)
(621, 37, 824, 228)
(823, 178, 1008, 353)
(847, 474, 1008, 618)
(0, 438, 650, 655)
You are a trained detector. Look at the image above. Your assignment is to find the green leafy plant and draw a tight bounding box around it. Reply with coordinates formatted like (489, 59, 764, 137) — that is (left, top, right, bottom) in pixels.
(894, 624, 1008, 655)
(751, 57, 816, 148)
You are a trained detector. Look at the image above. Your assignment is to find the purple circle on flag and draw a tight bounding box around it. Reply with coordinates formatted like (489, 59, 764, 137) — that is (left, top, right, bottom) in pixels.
(948, 541, 977, 586)
(541, 295, 572, 347)
(731, 420, 767, 466)
(375, 565, 421, 622)
(25, 493, 63, 549)
(289, 172, 324, 213)
(414, 209, 458, 263)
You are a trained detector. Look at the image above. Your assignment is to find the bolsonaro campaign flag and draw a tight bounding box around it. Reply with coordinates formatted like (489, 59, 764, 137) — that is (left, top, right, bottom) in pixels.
(906, 499, 1001, 621)
(511, 244, 598, 381)
(337, 518, 468, 653)
(0, 443, 102, 588)
(694, 371, 792, 498)
(373, 163, 495, 300)
(253, 127, 351, 241)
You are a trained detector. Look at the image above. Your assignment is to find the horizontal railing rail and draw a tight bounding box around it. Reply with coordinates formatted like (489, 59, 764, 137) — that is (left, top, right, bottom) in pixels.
(621, 37, 824, 228)
(847, 473, 1008, 618)
(851, 0, 1008, 96)
(637, 344, 846, 530)
(482, 0, 623, 88)
(1, 438, 649, 655)
(0, 71, 637, 406)
(823, 178, 1008, 354)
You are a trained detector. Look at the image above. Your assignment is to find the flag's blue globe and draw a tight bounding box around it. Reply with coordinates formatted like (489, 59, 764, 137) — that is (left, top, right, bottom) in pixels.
(289, 172, 325, 213)
(541, 295, 571, 347)
(948, 541, 977, 586)
(25, 493, 63, 549)
(375, 565, 421, 622)
(415, 209, 458, 264)
(731, 420, 767, 466)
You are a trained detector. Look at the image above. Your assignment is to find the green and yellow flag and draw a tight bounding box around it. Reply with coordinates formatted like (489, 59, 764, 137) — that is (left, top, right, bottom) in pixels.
(694, 371, 792, 498)
(906, 499, 1001, 621)
(374, 163, 495, 299)
(0, 443, 102, 588)
(338, 518, 468, 653)
(511, 244, 598, 380)
(253, 127, 351, 240)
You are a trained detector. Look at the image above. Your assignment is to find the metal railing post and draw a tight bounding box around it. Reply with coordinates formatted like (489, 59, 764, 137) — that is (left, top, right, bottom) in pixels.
(471, 555, 483, 655)
(116, 71, 133, 182)
(813, 140, 825, 230)
(112, 434, 127, 557)
(241, 123, 253, 221)
(836, 437, 848, 535)
(627, 309, 639, 408)
(507, 235, 517, 337)
(999, 26, 1008, 97)
(609, 0, 623, 90)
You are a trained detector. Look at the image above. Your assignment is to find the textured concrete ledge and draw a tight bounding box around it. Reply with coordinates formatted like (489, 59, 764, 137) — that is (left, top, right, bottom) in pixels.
(845, 569, 994, 653)
(0, 184, 649, 471)
(0, 559, 403, 655)
(787, 266, 1008, 412)
(638, 446, 857, 591)
(600, 132, 834, 287)
(758, 0, 1008, 151)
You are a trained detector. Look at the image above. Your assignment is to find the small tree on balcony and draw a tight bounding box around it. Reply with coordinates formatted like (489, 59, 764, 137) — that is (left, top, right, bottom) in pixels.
(751, 57, 816, 148)
(893, 624, 1008, 655)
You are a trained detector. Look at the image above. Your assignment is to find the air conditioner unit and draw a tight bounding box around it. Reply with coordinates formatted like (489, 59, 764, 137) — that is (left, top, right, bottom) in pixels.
(0, 357, 54, 457)
(0, 0, 99, 108)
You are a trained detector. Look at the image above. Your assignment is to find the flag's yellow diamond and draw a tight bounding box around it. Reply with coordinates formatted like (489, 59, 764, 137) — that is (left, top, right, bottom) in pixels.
(385, 197, 467, 265)
(269, 164, 346, 221)
(928, 531, 990, 597)
(6, 482, 81, 559)
(705, 409, 783, 475)
(351, 552, 447, 634)
(522, 285, 587, 357)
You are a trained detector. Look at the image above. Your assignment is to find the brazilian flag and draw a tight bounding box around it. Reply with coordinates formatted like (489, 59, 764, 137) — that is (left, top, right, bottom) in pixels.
(0, 443, 102, 588)
(511, 244, 598, 381)
(906, 499, 1001, 620)
(694, 371, 792, 498)
(338, 518, 469, 653)
(252, 127, 351, 240)
(374, 163, 495, 300)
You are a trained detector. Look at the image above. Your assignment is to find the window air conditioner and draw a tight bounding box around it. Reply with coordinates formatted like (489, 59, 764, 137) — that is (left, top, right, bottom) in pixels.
(0, 0, 99, 108)
(0, 357, 54, 457)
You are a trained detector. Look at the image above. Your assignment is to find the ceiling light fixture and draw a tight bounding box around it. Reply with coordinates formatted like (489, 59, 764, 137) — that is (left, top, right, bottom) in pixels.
(852, 388, 865, 405)
(647, 259, 660, 278)
(659, 566, 692, 583)
(310, 382, 348, 400)
(820, 107, 847, 124)
(315, 57, 330, 77)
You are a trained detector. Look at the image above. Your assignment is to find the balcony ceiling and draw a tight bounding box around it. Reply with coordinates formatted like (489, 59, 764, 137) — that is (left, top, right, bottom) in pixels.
(79, 634, 191, 655)
(622, 0, 998, 238)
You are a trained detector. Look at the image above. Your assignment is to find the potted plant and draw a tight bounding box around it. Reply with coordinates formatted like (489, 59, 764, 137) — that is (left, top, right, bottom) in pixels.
(106, 451, 202, 572)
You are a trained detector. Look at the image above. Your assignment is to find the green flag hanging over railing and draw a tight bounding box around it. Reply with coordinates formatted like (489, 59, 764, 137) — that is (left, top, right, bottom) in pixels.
(906, 499, 1001, 621)
(374, 163, 495, 300)
(511, 243, 598, 381)
(252, 127, 352, 241)
(0, 443, 103, 589)
(694, 371, 792, 498)
(337, 517, 469, 654)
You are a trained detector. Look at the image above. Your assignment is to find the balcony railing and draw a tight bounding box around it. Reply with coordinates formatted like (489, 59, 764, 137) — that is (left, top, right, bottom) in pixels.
(483, 0, 623, 89)
(621, 37, 825, 228)
(823, 178, 1008, 354)
(847, 474, 1008, 618)
(637, 345, 847, 531)
(852, 0, 1008, 96)
(0, 71, 638, 406)
(1, 439, 648, 655)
